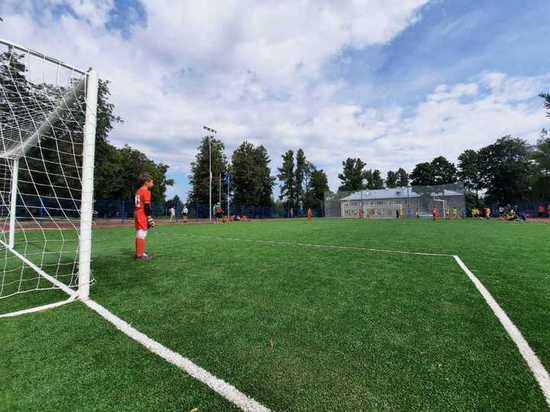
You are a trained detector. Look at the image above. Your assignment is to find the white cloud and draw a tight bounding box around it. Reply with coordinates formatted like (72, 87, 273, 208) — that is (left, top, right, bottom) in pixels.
(49, 0, 115, 26)
(1, 1, 548, 195)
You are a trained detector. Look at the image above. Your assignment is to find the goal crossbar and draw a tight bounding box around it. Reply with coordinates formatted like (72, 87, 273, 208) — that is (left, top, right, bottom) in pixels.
(0, 38, 87, 75)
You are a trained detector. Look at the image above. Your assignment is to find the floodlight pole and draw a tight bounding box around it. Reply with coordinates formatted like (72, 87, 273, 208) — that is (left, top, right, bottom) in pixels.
(203, 126, 217, 222)
(227, 175, 230, 219)
(219, 174, 222, 206)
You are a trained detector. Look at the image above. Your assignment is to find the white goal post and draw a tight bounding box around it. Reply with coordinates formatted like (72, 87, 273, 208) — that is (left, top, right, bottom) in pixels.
(0, 38, 97, 312)
(432, 198, 446, 220)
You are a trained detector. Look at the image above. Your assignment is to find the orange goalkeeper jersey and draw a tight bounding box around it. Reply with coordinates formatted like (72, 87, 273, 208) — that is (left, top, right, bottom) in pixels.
(135, 186, 151, 213)
(135, 187, 151, 230)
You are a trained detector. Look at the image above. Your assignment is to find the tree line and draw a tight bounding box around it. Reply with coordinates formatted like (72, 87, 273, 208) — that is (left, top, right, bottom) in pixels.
(334, 94, 550, 207)
(187, 90, 549, 215)
(6, 46, 546, 213)
(336, 129, 550, 207)
(187, 138, 330, 216)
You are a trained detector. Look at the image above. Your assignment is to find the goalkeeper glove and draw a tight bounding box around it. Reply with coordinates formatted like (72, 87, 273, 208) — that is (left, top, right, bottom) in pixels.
(147, 216, 156, 228)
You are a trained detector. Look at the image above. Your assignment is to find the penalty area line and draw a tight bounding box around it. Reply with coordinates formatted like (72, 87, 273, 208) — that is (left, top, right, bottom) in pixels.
(83, 298, 271, 412)
(171, 234, 550, 406)
(173, 234, 454, 258)
(453, 256, 550, 407)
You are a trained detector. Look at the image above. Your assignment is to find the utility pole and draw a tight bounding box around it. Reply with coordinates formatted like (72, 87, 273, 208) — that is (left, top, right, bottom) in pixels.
(203, 126, 217, 222)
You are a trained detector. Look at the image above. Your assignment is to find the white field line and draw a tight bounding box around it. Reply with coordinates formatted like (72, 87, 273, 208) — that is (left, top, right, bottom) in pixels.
(0, 239, 78, 299)
(173, 234, 550, 406)
(0, 240, 270, 411)
(4, 232, 549, 408)
(453, 256, 550, 407)
(173, 234, 454, 257)
(83, 298, 271, 412)
(0, 296, 76, 318)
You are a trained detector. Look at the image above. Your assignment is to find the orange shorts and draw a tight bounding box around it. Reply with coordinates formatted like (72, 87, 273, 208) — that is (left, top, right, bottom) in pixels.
(135, 212, 148, 230)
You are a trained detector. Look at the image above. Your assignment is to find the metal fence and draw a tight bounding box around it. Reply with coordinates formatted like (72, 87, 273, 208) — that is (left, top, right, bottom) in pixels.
(324, 183, 466, 219)
(93, 200, 324, 221)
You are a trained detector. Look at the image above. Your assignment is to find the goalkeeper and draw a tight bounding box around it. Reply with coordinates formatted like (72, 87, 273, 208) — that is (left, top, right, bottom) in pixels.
(134, 173, 155, 260)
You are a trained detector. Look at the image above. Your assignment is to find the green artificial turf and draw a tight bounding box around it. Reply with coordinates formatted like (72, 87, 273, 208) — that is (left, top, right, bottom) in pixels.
(1, 218, 549, 411)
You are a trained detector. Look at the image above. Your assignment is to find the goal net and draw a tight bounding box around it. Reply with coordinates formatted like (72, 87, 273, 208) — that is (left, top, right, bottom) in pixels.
(0, 39, 97, 312)
(324, 183, 466, 219)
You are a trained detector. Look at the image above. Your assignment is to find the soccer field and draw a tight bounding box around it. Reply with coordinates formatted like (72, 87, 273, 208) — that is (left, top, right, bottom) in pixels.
(1, 219, 549, 411)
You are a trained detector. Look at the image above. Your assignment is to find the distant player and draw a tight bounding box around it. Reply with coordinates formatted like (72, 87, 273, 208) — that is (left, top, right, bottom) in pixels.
(169, 206, 176, 223)
(307, 207, 313, 223)
(432, 207, 439, 221)
(182, 206, 189, 223)
(135, 174, 155, 260)
(215, 204, 224, 224)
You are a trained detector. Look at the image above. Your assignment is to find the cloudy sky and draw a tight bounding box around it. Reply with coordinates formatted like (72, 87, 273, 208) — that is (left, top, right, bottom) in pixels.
(1, 0, 549, 199)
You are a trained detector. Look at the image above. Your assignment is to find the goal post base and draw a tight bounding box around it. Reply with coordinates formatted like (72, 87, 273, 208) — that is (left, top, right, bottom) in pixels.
(0, 296, 76, 319)
(0, 239, 79, 299)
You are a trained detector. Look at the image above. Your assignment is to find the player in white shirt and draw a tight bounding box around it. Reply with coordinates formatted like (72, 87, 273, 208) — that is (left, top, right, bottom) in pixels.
(182, 206, 189, 223)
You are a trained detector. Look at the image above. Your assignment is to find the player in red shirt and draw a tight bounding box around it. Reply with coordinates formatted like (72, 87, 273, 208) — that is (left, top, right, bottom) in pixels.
(306, 207, 313, 223)
(135, 174, 155, 260)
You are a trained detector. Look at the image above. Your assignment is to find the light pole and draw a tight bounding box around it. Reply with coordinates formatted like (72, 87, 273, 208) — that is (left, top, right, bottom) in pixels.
(218, 174, 222, 206)
(203, 126, 217, 222)
(226, 173, 231, 219)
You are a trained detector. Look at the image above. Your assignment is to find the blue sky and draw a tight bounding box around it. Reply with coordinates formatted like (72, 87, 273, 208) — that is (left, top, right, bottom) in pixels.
(1, 0, 549, 200)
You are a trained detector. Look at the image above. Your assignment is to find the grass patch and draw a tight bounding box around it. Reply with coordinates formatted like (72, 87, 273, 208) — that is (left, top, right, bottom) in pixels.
(1, 218, 549, 410)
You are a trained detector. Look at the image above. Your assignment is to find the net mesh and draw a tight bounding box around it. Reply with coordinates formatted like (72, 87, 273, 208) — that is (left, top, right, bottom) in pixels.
(0, 42, 91, 299)
(324, 183, 466, 219)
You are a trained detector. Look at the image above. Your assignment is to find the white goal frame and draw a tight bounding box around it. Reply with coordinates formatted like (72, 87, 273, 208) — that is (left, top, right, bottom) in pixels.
(433, 198, 446, 220)
(0, 38, 98, 301)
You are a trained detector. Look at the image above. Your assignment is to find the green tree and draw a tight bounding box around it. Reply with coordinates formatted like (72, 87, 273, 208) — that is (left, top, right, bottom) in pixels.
(338, 158, 366, 191)
(396, 168, 409, 187)
(93, 79, 124, 198)
(115, 145, 173, 201)
(188, 136, 227, 206)
(458, 149, 483, 195)
(90, 80, 172, 201)
(410, 157, 456, 187)
(166, 195, 183, 211)
(278, 150, 296, 216)
(295, 148, 307, 209)
(478, 136, 532, 204)
(303, 167, 329, 212)
(255, 145, 276, 208)
(231, 141, 274, 209)
(386, 170, 398, 188)
(365, 169, 384, 189)
(410, 162, 434, 186)
(430, 156, 457, 185)
(531, 129, 550, 200)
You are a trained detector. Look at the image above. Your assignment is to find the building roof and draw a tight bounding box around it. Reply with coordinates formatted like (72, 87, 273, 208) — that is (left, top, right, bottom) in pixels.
(340, 187, 463, 201)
